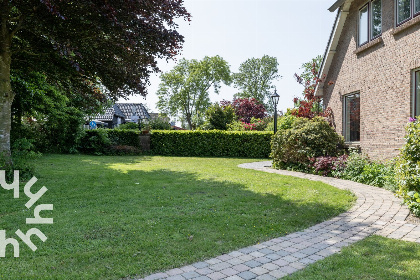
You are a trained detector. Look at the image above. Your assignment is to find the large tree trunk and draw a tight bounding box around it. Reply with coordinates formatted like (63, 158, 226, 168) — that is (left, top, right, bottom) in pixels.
(0, 35, 14, 162)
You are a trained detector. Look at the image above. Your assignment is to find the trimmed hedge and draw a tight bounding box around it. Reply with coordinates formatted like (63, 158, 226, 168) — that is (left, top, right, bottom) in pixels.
(150, 130, 273, 158)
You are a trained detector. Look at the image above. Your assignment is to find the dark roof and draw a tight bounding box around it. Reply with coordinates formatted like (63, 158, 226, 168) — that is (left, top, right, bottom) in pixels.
(116, 103, 150, 121)
(92, 103, 149, 122)
(94, 107, 115, 121)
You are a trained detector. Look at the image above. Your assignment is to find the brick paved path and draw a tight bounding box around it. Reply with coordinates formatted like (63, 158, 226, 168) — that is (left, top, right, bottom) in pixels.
(137, 161, 420, 280)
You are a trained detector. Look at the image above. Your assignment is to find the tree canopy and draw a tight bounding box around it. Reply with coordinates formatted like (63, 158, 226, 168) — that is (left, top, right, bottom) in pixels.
(232, 55, 281, 113)
(0, 0, 191, 158)
(157, 56, 231, 129)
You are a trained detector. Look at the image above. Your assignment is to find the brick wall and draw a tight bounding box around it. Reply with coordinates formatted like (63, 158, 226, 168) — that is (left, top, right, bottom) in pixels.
(322, 0, 420, 160)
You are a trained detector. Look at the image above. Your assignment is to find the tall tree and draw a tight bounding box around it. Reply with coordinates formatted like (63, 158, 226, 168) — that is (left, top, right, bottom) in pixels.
(157, 56, 231, 129)
(232, 55, 281, 113)
(0, 0, 190, 160)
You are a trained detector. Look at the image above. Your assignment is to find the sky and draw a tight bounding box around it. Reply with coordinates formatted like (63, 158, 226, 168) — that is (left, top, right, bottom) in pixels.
(119, 0, 337, 115)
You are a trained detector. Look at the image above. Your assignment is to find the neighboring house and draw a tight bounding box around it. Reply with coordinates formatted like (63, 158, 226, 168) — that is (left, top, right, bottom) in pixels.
(316, 0, 420, 160)
(91, 103, 150, 128)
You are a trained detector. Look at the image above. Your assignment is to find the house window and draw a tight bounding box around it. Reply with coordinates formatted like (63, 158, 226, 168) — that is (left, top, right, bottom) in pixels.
(344, 93, 361, 142)
(414, 70, 420, 117)
(396, 0, 420, 26)
(359, 0, 382, 46)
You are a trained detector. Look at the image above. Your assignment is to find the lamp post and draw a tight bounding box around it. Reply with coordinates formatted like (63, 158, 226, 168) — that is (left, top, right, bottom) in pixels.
(271, 89, 280, 134)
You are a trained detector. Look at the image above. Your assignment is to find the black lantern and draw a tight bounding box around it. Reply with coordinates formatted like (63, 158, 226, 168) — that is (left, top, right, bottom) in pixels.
(271, 88, 280, 134)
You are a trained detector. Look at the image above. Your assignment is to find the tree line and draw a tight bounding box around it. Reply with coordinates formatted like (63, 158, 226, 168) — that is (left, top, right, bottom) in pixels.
(157, 55, 281, 130)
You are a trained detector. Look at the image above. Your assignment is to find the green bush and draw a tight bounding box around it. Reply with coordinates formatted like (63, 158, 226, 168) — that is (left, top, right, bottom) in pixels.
(265, 114, 297, 132)
(395, 119, 420, 216)
(79, 129, 111, 155)
(116, 122, 139, 130)
(107, 129, 142, 148)
(271, 117, 344, 170)
(148, 117, 172, 130)
(151, 130, 273, 158)
(333, 151, 396, 191)
(79, 129, 142, 155)
(203, 103, 235, 130)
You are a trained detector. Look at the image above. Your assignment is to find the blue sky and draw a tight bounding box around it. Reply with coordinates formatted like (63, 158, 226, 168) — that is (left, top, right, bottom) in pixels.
(121, 0, 337, 114)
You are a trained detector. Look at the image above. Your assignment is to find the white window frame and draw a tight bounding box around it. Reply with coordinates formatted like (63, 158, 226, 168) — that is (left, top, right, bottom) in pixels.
(413, 68, 420, 117)
(396, 0, 420, 26)
(358, 0, 382, 47)
(343, 93, 361, 143)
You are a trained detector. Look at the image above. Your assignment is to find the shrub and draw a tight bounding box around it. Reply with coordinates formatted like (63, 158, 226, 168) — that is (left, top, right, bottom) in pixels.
(270, 117, 344, 170)
(79, 129, 111, 155)
(227, 117, 268, 131)
(79, 129, 142, 155)
(311, 155, 348, 177)
(107, 129, 142, 148)
(116, 122, 139, 130)
(151, 130, 273, 158)
(333, 151, 396, 191)
(203, 103, 235, 130)
(395, 118, 420, 216)
(265, 114, 297, 132)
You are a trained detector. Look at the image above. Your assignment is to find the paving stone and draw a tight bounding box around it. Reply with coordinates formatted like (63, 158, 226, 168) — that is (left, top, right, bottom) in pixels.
(268, 270, 287, 278)
(193, 276, 211, 280)
(224, 276, 243, 280)
(243, 260, 262, 268)
(237, 271, 257, 280)
(227, 258, 244, 265)
(193, 262, 209, 269)
(207, 272, 226, 280)
(254, 256, 271, 264)
(261, 263, 279, 271)
(238, 255, 254, 262)
(182, 271, 200, 279)
(167, 275, 186, 280)
(181, 266, 196, 273)
(144, 273, 169, 280)
(258, 248, 274, 254)
(264, 253, 281, 260)
(231, 264, 250, 273)
(219, 268, 239, 277)
(255, 274, 277, 280)
(249, 267, 268, 276)
(167, 268, 184, 276)
(228, 251, 244, 257)
(196, 268, 214, 275)
(209, 262, 231, 272)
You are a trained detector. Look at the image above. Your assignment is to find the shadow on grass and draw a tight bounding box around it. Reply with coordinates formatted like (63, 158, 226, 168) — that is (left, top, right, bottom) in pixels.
(0, 155, 351, 280)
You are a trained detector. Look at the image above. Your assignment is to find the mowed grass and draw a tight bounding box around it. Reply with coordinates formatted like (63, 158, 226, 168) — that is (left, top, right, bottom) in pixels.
(0, 155, 355, 279)
(283, 235, 420, 280)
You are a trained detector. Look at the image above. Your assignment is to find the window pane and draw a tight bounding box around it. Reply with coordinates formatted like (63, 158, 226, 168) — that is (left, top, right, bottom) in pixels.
(371, 0, 382, 38)
(397, 0, 411, 24)
(345, 94, 360, 142)
(415, 0, 420, 14)
(359, 5, 368, 45)
(416, 71, 420, 117)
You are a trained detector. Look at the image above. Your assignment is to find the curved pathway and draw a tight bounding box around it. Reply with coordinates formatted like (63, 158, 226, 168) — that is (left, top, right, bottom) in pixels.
(137, 161, 420, 280)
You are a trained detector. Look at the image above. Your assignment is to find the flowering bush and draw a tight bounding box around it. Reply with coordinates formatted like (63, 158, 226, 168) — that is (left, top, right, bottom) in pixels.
(227, 117, 268, 131)
(311, 155, 348, 177)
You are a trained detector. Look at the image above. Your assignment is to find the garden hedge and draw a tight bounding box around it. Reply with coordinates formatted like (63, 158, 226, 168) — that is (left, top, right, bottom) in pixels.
(150, 130, 273, 158)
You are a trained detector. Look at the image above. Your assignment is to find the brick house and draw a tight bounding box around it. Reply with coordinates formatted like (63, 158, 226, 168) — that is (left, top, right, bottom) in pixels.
(316, 0, 420, 160)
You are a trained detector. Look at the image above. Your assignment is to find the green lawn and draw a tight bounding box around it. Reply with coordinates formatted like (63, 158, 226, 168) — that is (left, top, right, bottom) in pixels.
(283, 235, 420, 280)
(0, 155, 355, 279)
